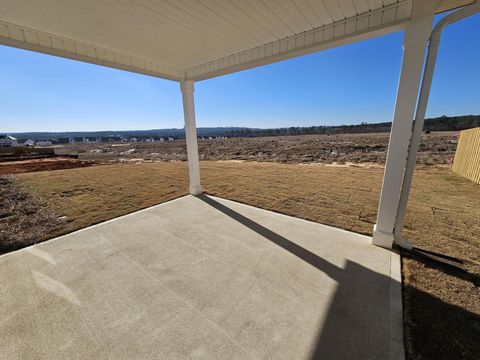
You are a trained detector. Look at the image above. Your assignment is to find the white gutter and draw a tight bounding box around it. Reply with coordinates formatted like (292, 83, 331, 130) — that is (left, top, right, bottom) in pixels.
(394, 1, 480, 249)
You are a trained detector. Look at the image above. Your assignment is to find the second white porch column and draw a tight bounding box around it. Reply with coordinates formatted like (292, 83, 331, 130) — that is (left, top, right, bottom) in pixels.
(180, 80, 202, 195)
(372, 13, 434, 248)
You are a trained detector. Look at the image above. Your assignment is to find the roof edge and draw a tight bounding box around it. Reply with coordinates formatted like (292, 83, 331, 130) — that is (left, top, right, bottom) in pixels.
(0, 20, 184, 82)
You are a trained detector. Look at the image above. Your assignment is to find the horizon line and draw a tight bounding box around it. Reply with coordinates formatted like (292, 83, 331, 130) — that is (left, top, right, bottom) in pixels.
(4, 114, 477, 135)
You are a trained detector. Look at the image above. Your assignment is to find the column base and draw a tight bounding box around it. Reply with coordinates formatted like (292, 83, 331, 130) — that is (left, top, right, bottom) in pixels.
(372, 224, 394, 249)
(189, 185, 203, 196)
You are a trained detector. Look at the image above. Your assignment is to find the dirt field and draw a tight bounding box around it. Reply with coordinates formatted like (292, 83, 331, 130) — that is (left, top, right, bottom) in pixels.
(0, 160, 476, 359)
(2, 131, 456, 176)
(60, 131, 458, 165)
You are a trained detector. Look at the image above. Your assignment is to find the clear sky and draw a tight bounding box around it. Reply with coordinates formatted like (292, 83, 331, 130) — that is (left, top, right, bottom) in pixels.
(1, 13, 479, 132)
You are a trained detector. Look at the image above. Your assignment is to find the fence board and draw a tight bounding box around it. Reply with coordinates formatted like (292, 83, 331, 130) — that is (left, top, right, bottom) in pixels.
(452, 127, 480, 184)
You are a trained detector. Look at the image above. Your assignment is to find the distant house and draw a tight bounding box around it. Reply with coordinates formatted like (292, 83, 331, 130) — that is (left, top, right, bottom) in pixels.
(24, 139, 35, 146)
(0, 135, 18, 148)
(57, 137, 70, 144)
(85, 137, 97, 143)
(36, 140, 53, 146)
(103, 136, 122, 142)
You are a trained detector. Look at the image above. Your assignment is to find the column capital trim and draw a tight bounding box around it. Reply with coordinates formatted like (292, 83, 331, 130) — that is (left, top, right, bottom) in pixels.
(180, 80, 194, 94)
(403, 16, 434, 45)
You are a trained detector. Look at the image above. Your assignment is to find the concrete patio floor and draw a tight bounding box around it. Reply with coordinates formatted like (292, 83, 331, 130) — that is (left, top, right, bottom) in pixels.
(0, 195, 402, 360)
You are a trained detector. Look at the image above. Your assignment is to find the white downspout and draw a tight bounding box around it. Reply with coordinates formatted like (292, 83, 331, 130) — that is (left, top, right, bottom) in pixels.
(394, 1, 480, 249)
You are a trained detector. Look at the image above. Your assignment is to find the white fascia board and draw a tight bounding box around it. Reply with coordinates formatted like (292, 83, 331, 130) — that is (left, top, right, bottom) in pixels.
(185, 0, 413, 81)
(0, 20, 184, 82)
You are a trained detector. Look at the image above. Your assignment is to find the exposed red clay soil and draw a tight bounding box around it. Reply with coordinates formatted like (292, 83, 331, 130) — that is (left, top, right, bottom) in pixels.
(0, 157, 96, 175)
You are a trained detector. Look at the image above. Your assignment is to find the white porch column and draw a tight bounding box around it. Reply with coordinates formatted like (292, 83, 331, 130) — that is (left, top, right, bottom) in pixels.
(180, 80, 202, 195)
(372, 12, 434, 248)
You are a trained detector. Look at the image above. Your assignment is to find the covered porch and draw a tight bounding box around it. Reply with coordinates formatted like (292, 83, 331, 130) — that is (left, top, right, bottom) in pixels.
(1, 0, 479, 358)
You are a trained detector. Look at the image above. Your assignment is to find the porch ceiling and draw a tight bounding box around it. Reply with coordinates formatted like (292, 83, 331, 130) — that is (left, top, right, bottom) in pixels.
(0, 1, 472, 81)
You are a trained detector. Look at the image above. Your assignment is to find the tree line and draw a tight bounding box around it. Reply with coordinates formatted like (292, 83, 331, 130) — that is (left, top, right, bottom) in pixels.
(224, 115, 479, 138)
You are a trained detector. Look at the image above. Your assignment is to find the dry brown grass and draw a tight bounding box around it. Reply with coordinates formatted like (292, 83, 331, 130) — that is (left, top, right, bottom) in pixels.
(14, 160, 480, 359)
(18, 162, 189, 236)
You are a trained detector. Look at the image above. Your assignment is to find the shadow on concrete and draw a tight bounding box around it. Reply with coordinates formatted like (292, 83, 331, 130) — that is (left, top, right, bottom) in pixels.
(198, 194, 392, 358)
(198, 194, 480, 360)
(198, 194, 343, 279)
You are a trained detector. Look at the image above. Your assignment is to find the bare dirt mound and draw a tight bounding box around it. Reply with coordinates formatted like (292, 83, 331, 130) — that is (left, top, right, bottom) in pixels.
(0, 157, 95, 175)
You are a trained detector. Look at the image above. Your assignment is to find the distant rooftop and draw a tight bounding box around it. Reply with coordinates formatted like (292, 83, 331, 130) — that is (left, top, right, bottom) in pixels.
(0, 135, 17, 140)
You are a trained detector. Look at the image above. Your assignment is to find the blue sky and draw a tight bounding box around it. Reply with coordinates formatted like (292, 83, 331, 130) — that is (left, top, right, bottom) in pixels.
(1, 13, 479, 132)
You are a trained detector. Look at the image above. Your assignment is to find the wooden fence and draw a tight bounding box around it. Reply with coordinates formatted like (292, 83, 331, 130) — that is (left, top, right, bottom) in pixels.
(452, 127, 480, 184)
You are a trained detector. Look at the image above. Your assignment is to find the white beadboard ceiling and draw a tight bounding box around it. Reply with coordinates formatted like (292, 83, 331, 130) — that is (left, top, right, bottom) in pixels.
(0, 0, 473, 81)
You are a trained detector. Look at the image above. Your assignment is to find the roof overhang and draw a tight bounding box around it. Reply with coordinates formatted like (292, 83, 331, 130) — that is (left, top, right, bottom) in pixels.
(0, 20, 184, 81)
(0, 0, 474, 82)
